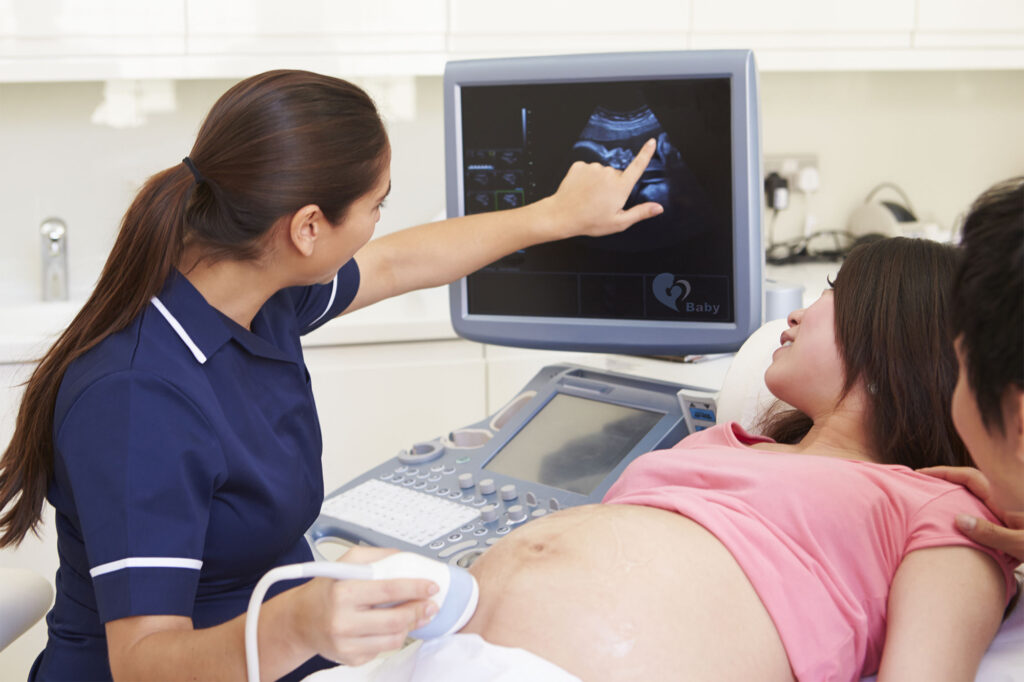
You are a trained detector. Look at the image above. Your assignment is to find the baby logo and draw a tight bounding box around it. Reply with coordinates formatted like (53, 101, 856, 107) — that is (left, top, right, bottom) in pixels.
(653, 273, 691, 312)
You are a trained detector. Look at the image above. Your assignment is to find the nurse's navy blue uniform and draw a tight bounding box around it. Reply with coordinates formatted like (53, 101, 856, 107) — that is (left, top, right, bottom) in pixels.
(31, 261, 360, 681)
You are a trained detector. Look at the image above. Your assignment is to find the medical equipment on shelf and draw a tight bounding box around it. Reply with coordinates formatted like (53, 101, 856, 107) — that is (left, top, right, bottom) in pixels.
(245, 553, 478, 682)
(307, 364, 694, 566)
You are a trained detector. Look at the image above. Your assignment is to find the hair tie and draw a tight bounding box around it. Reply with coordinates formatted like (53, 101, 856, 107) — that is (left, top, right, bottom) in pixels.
(182, 157, 205, 185)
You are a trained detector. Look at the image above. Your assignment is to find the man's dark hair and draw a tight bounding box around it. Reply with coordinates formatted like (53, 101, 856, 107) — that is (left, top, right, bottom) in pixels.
(952, 176, 1024, 433)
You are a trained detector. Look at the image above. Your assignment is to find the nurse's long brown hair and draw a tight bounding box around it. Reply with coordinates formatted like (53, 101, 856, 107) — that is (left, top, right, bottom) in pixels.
(0, 70, 389, 547)
(760, 237, 972, 469)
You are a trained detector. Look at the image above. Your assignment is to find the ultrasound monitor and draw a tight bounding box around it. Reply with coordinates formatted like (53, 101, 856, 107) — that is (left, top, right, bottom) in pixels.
(444, 50, 763, 355)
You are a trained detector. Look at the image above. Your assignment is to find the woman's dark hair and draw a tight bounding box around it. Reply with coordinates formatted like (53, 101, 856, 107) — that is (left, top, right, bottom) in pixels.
(760, 237, 971, 469)
(951, 176, 1024, 434)
(0, 70, 389, 547)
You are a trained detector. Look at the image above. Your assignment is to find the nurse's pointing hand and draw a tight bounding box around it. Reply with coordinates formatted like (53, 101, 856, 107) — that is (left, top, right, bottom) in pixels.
(920, 465, 1024, 563)
(543, 137, 664, 240)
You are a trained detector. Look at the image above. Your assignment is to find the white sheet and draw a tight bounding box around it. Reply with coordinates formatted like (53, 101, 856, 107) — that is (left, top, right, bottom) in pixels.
(308, 606, 1024, 682)
(304, 633, 580, 682)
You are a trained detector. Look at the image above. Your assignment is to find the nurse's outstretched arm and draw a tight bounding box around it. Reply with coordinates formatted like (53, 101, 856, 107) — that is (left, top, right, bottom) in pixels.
(105, 548, 437, 680)
(876, 545, 1005, 681)
(345, 137, 663, 313)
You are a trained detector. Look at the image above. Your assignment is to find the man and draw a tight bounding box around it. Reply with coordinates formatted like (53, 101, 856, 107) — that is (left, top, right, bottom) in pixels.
(923, 176, 1024, 562)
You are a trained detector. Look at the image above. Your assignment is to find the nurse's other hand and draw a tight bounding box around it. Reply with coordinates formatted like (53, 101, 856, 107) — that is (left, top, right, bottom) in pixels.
(544, 137, 664, 240)
(920, 465, 1024, 563)
(297, 550, 439, 666)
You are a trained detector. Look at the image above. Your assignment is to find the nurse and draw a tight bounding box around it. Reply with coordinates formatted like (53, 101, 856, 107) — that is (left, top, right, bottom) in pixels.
(0, 70, 662, 681)
(921, 177, 1024, 563)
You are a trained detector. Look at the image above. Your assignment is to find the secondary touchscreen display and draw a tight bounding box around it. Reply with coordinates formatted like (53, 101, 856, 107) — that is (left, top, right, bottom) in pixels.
(483, 393, 663, 495)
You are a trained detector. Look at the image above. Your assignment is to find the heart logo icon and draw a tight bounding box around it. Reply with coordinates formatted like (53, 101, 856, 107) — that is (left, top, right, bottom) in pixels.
(653, 273, 692, 312)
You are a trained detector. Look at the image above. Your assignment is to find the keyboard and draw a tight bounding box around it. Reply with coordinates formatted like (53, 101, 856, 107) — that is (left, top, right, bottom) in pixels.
(320, 479, 482, 547)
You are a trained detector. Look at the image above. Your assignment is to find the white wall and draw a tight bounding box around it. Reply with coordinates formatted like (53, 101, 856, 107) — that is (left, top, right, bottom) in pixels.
(1, 69, 1023, 305)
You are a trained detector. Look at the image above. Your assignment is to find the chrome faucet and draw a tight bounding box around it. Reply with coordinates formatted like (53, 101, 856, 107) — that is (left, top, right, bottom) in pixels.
(40, 217, 69, 301)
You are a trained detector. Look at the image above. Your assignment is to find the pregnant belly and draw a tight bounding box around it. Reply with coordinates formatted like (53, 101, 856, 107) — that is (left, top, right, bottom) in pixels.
(461, 503, 795, 682)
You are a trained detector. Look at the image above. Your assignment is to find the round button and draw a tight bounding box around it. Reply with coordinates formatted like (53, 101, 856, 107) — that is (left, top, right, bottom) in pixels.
(500, 484, 518, 500)
(478, 478, 496, 495)
(429, 540, 445, 550)
(413, 481, 426, 489)
(495, 526, 510, 535)
(448, 533, 463, 542)
(425, 484, 438, 493)
(427, 474, 441, 482)
(458, 473, 475, 489)
(506, 505, 527, 523)
(473, 527, 488, 536)
(480, 505, 500, 523)
(531, 508, 548, 518)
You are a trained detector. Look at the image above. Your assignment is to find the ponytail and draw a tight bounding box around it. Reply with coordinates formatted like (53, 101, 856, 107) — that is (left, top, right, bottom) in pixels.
(0, 69, 389, 547)
(0, 164, 192, 547)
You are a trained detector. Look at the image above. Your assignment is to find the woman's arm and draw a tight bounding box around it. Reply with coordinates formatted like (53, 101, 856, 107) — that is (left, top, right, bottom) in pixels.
(345, 139, 662, 313)
(877, 545, 1006, 681)
(918, 466, 1024, 562)
(106, 549, 437, 680)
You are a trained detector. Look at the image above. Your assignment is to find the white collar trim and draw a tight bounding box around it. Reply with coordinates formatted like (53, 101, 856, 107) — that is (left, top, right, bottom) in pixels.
(151, 296, 208, 364)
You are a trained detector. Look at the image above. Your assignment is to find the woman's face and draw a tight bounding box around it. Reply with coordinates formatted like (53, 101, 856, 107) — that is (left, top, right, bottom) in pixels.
(764, 289, 847, 418)
(314, 169, 391, 284)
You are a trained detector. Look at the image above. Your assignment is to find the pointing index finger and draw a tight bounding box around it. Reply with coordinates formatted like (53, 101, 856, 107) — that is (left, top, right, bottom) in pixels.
(622, 138, 657, 186)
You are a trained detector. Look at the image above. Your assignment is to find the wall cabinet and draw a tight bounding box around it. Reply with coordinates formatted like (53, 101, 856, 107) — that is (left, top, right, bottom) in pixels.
(1, 0, 1021, 82)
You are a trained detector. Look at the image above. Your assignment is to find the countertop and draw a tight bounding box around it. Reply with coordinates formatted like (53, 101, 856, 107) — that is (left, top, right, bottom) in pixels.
(0, 286, 458, 365)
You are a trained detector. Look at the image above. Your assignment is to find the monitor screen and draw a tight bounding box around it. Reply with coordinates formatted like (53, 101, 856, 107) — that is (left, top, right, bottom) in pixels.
(445, 51, 763, 355)
(483, 393, 663, 495)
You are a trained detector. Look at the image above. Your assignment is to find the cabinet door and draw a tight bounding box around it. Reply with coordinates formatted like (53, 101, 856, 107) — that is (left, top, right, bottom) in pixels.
(447, 0, 690, 54)
(304, 340, 487, 492)
(187, 0, 447, 55)
(691, 0, 915, 48)
(916, 0, 1024, 47)
(0, 0, 184, 57)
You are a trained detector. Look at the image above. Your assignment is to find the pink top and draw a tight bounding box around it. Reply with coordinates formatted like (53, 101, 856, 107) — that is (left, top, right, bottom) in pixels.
(603, 422, 1018, 681)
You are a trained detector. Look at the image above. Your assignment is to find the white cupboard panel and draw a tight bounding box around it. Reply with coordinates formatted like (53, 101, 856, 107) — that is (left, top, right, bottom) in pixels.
(692, 0, 915, 32)
(917, 0, 1024, 31)
(187, 0, 447, 54)
(0, 0, 184, 56)
(448, 0, 689, 54)
(916, 0, 1024, 48)
(305, 340, 487, 492)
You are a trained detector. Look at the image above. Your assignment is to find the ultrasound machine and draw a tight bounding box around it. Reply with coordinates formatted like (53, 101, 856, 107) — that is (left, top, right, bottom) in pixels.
(307, 50, 764, 569)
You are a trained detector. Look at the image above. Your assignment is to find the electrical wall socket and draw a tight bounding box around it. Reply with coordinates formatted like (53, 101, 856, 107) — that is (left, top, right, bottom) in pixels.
(764, 154, 819, 193)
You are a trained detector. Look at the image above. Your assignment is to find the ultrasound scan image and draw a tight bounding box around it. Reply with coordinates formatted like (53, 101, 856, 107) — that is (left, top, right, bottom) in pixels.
(571, 104, 712, 252)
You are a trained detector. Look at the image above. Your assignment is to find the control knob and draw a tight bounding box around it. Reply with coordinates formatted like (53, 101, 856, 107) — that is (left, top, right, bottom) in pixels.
(499, 484, 518, 501)
(506, 505, 527, 524)
(478, 478, 496, 495)
(480, 505, 500, 524)
(458, 473, 475, 489)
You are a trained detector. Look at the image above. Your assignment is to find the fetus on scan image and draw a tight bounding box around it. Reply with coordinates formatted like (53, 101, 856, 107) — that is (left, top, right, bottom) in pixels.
(571, 104, 714, 251)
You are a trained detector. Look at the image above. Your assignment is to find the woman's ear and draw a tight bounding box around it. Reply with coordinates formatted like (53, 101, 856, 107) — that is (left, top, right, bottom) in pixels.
(289, 204, 326, 257)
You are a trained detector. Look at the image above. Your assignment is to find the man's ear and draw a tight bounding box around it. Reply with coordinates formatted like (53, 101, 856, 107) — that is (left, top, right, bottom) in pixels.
(289, 204, 326, 257)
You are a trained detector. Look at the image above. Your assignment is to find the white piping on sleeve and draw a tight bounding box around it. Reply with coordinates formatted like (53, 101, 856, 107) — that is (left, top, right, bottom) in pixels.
(151, 296, 208, 364)
(90, 556, 203, 578)
(308, 273, 339, 327)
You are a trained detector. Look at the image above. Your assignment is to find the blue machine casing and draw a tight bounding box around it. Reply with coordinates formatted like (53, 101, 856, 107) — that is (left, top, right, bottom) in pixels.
(309, 364, 693, 566)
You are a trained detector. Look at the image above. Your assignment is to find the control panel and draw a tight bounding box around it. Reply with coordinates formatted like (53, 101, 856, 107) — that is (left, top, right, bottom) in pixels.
(308, 364, 695, 567)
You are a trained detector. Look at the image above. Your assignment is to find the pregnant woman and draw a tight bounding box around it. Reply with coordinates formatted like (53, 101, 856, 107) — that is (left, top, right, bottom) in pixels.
(460, 237, 1019, 682)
